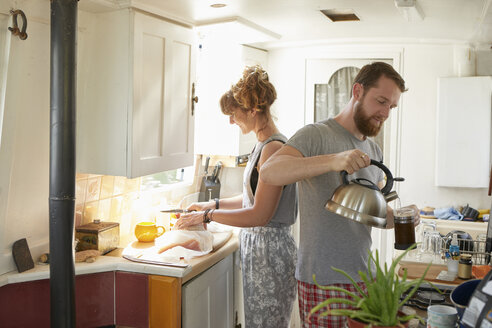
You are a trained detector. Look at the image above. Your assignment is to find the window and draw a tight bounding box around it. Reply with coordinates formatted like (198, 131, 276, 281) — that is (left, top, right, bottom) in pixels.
(140, 166, 194, 191)
(313, 66, 384, 150)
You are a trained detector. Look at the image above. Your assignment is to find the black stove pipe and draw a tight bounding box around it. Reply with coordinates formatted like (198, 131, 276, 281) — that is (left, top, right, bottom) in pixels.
(49, 0, 78, 326)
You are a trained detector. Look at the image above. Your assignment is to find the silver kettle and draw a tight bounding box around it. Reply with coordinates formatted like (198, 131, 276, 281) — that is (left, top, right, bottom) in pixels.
(325, 159, 404, 228)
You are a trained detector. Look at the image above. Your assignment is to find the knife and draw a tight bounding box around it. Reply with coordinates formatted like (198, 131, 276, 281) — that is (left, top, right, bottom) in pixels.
(160, 209, 193, 213)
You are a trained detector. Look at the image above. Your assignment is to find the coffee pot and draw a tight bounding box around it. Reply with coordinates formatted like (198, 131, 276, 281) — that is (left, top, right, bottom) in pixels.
(325, 159, 404, 228)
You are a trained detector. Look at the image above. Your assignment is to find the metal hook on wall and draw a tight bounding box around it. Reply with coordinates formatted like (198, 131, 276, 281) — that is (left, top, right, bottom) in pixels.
(8, 9, 28, 40)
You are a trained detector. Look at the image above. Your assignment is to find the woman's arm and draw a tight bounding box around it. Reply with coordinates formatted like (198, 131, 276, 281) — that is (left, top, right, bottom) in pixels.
(185, 194, 243, 212)
(175, 141, 285, 229)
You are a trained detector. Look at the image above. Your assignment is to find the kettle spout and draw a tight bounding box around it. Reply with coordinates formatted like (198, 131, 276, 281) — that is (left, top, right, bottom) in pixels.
(384, 191, 399, 202)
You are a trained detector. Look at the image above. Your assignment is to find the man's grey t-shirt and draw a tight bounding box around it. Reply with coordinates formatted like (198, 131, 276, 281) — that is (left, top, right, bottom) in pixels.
(287, 118, 384, 285)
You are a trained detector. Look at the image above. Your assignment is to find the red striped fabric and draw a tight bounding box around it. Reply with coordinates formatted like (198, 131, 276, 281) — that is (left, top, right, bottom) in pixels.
(298, 280, 367, 328)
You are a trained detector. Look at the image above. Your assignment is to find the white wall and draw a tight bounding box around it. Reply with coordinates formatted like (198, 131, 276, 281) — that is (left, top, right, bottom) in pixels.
(0, 0, 50, 275)
(267, 41, 492, 212)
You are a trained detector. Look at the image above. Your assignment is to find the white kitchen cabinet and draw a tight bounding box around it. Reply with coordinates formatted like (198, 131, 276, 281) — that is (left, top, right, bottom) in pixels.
(77, 9, 196, 178)
(194, 43, 268, 156)
(435, 76, 492, 187)
(182, 253, 234, 328)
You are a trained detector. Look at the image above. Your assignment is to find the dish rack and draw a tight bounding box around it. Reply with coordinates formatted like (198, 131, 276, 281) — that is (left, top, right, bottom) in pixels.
(441, 237, 490, 265)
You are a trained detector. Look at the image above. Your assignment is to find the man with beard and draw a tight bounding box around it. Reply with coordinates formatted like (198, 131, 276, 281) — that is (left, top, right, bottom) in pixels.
(260, 62, 410, 328)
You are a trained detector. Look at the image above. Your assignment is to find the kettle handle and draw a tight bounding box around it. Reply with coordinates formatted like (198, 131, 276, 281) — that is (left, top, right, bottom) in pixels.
(340, 159, 395, 195)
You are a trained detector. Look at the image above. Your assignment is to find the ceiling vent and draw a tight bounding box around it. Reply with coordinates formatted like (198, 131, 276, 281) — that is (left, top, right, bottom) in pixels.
(320, 9, 360, 22)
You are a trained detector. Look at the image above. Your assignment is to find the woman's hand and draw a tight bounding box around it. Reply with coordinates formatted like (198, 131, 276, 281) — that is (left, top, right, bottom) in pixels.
(175, 211, 205, 230)
(186, 201, 213, 212)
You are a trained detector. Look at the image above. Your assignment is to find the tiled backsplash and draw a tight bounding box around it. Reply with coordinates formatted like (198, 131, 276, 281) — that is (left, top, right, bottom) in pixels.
(76, 173, 197, 246)
(75, 155, 245, 247)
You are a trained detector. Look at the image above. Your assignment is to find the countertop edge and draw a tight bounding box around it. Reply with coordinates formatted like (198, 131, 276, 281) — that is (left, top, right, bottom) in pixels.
(0, 235, 239, 288)
(182, 234, 238, 284)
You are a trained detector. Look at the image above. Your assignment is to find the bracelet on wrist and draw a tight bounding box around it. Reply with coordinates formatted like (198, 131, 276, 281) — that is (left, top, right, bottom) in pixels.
(203, 208, 212, 224)
(215, 198, 220, 209)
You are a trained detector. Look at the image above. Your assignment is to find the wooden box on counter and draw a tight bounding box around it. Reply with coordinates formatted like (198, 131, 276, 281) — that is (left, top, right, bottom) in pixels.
(75, 220, 120, 255)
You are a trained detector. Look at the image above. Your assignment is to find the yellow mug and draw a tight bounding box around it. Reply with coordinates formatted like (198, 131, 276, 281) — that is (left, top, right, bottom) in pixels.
(134, 222, 165, 242)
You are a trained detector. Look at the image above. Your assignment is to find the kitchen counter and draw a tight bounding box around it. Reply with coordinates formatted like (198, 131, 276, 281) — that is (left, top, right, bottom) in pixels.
(397, 261, 473, 288)
(0, 233, 238, 288)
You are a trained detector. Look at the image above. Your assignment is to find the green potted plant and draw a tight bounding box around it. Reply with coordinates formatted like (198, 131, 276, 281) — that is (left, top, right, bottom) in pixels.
(309, 244, 439, 328)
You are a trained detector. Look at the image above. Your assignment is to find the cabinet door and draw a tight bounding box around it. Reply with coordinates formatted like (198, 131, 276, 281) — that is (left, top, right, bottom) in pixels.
(194, 44, 267, 156)
(182, 254, 234, 328)
(77, 9, 132, 177)
(149, 275, 182, 328)
(0, 279, 50, 327)
(132, 12, 196, 177)
(436, 76, 492, 187)
(76, 272, 115, 327)
(115, 271, 149, 328)
(0, 273, 115, 328)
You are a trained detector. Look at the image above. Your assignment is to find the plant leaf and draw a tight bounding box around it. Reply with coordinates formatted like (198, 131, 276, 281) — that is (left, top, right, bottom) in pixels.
(330, 268, 368, 298)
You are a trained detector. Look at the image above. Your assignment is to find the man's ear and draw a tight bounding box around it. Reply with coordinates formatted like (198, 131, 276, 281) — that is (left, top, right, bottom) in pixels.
(353, 83, 364, 100)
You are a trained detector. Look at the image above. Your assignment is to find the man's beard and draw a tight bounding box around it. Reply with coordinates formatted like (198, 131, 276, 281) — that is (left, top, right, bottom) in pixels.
(353, 98, 383, 137)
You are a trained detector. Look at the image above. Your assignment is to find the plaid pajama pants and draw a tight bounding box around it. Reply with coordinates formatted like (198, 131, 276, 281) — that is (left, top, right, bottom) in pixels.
(298, 280, 367, 328)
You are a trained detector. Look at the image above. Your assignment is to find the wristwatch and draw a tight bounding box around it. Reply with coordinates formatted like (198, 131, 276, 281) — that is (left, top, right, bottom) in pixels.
(215, 198, 220, 209)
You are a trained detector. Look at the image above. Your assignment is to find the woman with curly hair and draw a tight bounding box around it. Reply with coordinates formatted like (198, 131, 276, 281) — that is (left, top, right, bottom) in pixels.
(176, 65, 298, 328)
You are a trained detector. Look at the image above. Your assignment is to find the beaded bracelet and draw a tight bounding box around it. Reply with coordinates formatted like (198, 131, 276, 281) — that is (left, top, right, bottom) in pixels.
(203, 208, 212, 224)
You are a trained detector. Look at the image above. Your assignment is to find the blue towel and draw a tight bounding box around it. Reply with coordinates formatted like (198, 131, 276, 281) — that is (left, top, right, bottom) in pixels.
(434, 207, 463, 220)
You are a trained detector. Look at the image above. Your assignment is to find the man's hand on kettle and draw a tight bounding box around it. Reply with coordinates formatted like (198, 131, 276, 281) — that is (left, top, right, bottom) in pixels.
(333, 149, 370, 174)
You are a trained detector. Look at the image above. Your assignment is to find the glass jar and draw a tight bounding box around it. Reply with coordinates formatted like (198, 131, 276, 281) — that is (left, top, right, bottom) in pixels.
(394, 207, 416, 250)
(458, 254, 472, 279)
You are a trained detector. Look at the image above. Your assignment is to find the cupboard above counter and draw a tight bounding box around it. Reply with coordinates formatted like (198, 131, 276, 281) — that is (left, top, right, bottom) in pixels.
(435, 76, 492, 188)
(77, 8, 197, 178)
(194, 43, 268, 157)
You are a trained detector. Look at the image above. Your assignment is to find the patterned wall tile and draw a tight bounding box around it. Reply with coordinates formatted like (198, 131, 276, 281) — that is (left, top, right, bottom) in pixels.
(76, 178, 87, 206)
(85, 176, 102, 203)
(100, 176, 115, 199)
(125, 178, 140, 194)
(83, 201, 99, 225)
(98, 198, 111, 222)
(110, 196, 123, 222)
(113, 176, 126, 196)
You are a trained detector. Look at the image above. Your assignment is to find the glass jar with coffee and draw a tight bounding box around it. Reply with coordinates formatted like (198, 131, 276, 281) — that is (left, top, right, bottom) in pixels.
(394, 206, 416, 250)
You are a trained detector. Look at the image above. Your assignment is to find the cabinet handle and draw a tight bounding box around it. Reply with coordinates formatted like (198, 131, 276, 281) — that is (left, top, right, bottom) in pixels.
(191, 82, 198, 116)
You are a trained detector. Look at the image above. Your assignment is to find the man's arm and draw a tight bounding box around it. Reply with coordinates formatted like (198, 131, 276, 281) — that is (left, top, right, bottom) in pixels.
(260, 144, 370, 186)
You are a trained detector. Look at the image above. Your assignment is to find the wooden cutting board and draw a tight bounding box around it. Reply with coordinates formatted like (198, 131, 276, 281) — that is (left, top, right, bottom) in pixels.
(121, 230, 233, 267)
(398, 262, 475, 285)
(212, 231, 232, 251)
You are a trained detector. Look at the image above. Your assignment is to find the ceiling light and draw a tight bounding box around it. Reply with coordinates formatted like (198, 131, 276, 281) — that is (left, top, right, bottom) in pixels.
(210, 4, 226, 8)
(394, 0, 425, 21)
